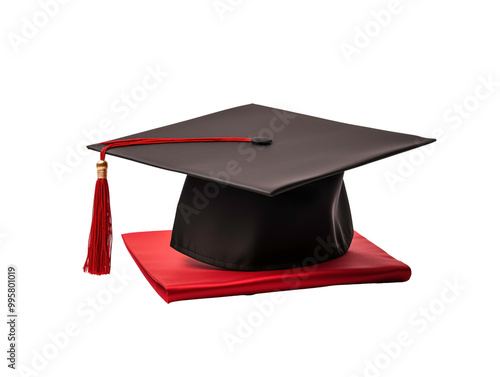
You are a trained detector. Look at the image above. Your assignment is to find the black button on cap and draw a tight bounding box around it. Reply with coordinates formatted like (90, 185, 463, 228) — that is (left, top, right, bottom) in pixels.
(251, 137, 273, 145)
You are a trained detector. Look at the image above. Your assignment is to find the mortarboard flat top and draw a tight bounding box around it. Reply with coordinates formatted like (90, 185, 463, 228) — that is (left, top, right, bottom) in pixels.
(88, 103, 435, 196)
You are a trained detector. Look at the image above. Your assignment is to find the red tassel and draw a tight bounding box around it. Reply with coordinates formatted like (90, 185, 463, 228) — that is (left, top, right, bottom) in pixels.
(83, 137, 257, 275)
(84, 161, 112, 275)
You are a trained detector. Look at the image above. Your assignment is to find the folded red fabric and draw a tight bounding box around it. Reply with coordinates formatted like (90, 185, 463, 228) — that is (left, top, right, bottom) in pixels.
(122, 230, 411, 303)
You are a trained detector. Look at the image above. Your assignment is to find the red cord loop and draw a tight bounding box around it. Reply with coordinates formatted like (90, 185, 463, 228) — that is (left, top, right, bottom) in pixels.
(85, 136, 253, 275)
(99, 137, 252, 161)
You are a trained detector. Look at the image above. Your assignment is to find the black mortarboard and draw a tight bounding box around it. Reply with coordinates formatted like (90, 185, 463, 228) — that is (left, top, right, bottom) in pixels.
(84, 104, 434, 282)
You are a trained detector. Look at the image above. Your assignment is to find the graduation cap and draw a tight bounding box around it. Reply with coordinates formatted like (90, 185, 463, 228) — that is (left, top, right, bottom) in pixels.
(84, 104, 435, 301)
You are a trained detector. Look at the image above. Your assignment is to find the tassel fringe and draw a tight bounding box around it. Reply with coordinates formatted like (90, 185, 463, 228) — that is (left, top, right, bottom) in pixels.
(84, 177, 112, 275)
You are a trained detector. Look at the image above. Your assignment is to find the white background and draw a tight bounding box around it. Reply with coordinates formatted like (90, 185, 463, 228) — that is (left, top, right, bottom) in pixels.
(1, 1, 499, 376)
